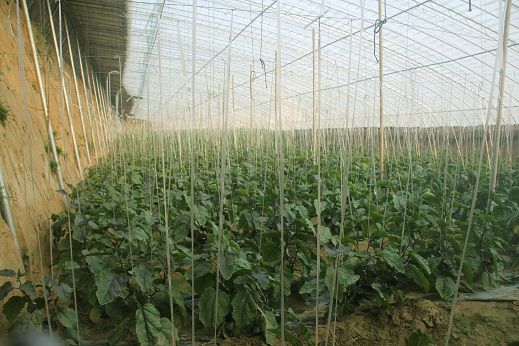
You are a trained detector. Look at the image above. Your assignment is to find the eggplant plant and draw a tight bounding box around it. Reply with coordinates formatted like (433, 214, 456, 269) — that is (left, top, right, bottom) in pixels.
(2, 133, 518, 345)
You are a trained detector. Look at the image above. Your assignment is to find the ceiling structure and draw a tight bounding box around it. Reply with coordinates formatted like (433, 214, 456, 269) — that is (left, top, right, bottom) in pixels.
(69, 0, 519, 128)
(62, 0, 133, 115)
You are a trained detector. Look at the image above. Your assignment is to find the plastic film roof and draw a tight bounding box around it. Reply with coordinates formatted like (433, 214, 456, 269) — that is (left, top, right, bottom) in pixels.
(121, 0, 519, 128)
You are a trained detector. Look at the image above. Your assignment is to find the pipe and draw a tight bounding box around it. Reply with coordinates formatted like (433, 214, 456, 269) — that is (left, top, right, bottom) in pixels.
(115, 55, 122, 116)
(106, 70, 120, 110)
(115, 89, 122, 117)
(0, 166, 24, 271)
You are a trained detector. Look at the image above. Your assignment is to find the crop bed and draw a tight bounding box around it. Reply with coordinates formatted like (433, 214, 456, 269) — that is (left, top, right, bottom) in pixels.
(2, 132, 519, 345)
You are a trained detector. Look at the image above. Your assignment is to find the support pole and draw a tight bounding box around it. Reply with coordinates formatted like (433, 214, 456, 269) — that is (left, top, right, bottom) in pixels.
(77, 42, 98, 163)
(0, 166, 24, 272)
(249, 64, 254, 130)
(46, 0, 84, 180)
(65, 21, 91, 166)
(377, 0, 385, 177)
(490, 0, 513, 190)
(21, 0, 66, 196)
(190, 0, 197, 343)
(275, 1, 284, 344)
(312, 28, 317, 162)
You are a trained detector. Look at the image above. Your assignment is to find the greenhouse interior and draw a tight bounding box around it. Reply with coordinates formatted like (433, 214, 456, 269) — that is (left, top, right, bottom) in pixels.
(0, 0, 518, 345)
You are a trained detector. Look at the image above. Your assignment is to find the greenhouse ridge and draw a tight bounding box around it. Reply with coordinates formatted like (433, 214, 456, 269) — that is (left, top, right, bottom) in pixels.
(0, 0, 518, 345)
(121, 0, 519, 128)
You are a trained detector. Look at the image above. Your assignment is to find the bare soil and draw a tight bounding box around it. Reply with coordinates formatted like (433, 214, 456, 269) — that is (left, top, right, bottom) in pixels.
(222, 298, 519, 346)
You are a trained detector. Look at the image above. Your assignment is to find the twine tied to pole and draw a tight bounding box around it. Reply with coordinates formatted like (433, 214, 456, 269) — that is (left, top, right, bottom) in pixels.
(373, 0, 387, 63)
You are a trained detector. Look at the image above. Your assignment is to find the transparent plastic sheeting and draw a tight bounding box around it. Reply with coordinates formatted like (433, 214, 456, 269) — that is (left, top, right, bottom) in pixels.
(122, 0, 519, 128)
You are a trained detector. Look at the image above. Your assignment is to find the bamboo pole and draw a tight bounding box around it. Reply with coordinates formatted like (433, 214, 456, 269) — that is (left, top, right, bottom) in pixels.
(445, 2, 513, 345)
(314, 18, 322, 346)
(312, 28, 317, 162)
(65, 21, 91, 166)
(250, 64, 254, 130)
(46, 0, 84, 180)
(490, 0, 513, 190)
(21, 0, 66, 196)
(190, 0, 197, 343)
(0, 166, 24, 271)
(77, 40, 99, 163)
(85, 64, 103, 160)
(377, 0, 385, 177)
(214, 13, 233, 345)
(275, 1, 285, 343)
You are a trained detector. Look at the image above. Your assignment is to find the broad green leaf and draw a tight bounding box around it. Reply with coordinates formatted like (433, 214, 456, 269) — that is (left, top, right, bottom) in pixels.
(64, 261, 80, 270)
(299, 279, 317, 295)
(135, 303, 163, 346)
(272, 329, 304, 346)
(219, 253, 237, 280)
(0, 269, 17, 277)
(422, 190, 436, 203)
(131, 227, 149, 242)
(20, 282, 36, 300)
(325, 267, 360, 297)
(0, 281, 13, 300)
(234, 253, 252, 270)
(72, 224, 87, 242)
(462, 261, 475, 285)
(198, 287, 230, 329)
(381, 248, 405, 274)
(108, 317, 130, 346)
(392, 193, 407, 210)
(508, 186, 519, 203)
(85, 253, 113, 277)
(407, 265, 430, 292)
(371, 282, 389, 301)
(134, 264, 154, 291)
(232, 289, 257, 330)
(55, 282, 73, 300)
(411, 253, 431, 275)
(159, 317, 178, 342)
(435, 277, 455, 299)
(481, 271, 498, 290)
(10, 310, 43, 333)
(105, 302, 123, 320)
(186, 261, 212, 279)
(252, 271, 270, 290)
(3, 296, 26, 321)
(406, 329, 433, 346)
(318, 226, 332, 244)
(263, 310, 278, 345)
(96, 271, 129, 305)
(261, 240, 280, 265)
(57, 307, 77, 329)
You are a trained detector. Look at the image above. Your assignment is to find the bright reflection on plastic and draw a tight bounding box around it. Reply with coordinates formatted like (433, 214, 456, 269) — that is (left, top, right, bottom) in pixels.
(0, 332, 65, 346)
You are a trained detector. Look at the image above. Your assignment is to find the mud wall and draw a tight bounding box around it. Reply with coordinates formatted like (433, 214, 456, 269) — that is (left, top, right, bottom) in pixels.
(0, 0, 114, 294)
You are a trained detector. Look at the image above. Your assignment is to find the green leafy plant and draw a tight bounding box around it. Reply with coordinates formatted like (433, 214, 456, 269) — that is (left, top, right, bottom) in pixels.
(0, 102, 8, 125)
(2, 131, 518, 344)
(49, 159, 58, 174)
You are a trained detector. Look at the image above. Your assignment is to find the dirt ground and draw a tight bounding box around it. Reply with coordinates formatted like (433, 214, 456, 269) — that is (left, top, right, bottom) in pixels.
(221, 298, 519, 346)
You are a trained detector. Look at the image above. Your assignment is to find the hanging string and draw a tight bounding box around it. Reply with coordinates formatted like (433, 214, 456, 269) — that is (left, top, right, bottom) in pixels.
(259, 0, 267, 88)
(373, 0, 387, 63)
(249, 2, 256, 102)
